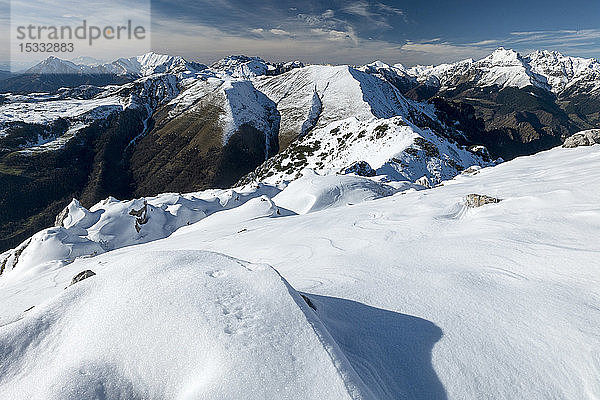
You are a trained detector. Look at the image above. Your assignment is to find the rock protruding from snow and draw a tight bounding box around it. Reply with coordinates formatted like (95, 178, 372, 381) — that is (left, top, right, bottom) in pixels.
(341, 161, 376, 177)
(465, 194, 502, 208)
(563, 129, 600, 148)
(129, 201, 149, 233)
(0, 250, 372, 400)
(69, 270, 96, 286)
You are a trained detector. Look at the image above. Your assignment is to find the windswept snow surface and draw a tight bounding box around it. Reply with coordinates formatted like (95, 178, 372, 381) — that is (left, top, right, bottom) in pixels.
(271, 170, 411, 215)
(1, 146, 600, 399)
(0, 251, 371, 400)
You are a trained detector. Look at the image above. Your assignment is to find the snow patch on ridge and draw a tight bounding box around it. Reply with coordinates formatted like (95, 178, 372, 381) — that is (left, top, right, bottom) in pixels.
(0, 184, 282, 282)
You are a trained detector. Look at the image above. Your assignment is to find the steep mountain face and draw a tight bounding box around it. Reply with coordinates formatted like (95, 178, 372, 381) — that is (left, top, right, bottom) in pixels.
(130, 59, 487, 195)
(368, 48, 600, 160)
(130, 77, 281, 195)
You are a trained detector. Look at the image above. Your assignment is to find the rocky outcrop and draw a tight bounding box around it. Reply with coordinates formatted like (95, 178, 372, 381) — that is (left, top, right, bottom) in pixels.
(54, 204, 70, 227)
(0, 238, 32, 275)
(416, 176, 433, 188)
(341, 161, 376, 177)
(465, 194, 502, 208)
(562, 130, 600, 148)
(69, 270, 96, 286)
(129, 201, 149, 233)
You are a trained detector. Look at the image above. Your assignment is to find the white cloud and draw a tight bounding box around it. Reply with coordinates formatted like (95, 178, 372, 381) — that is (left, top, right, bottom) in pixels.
(269, 28, 290, 36)
(469, 39, 500, 46)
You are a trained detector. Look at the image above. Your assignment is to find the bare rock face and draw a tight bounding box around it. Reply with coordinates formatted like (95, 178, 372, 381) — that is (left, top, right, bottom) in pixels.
(129, 201, 149, 233)
(461, 166, 482, 176)
(416, 176, 433, 188)
(69, 270, 96, 286)
(563, 130, 600, 148)
(54, 205, 70, 227)
(341, 161, 376, 177)
(465, 194, 502, 208)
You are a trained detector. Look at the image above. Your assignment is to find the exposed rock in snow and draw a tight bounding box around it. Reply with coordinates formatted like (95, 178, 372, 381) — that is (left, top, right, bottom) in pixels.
(69, 269, 96, 286)
(465, 193, 502, 208)
(341, 161, 376, 177)
(563, 129, 600, 148)
(461, 165, 482, 175)
(415, 175, 433, 188)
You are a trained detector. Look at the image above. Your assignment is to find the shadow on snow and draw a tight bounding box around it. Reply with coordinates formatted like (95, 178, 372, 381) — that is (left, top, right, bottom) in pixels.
(304, 293, 447, 400)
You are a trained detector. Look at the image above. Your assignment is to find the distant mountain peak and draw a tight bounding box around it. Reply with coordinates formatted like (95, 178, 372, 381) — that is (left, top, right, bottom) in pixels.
(26, 56, 80, 74)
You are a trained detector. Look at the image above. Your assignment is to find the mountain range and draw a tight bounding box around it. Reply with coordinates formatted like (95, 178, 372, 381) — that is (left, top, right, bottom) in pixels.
(1, 48, 599, 251)
(1, 47, 600, 399)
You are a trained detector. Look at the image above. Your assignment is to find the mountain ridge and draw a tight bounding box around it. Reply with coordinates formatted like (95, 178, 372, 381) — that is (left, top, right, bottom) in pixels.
(0, 47, 598, 252)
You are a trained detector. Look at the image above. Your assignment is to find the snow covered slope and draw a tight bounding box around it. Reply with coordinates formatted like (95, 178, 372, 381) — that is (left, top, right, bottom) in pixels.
(243, 115, 495, 185)
(0, 251, 372, 400)
(0, 72, 180, 154)
(2, 144, 599, 399)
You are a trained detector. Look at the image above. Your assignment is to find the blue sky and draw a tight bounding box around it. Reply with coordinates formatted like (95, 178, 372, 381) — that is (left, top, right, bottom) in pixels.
(149, 0, 600, 65)
(2, 0, 600, 67)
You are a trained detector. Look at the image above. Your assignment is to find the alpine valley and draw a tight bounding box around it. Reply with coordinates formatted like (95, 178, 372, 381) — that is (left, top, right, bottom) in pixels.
(1, 48, 600, 399)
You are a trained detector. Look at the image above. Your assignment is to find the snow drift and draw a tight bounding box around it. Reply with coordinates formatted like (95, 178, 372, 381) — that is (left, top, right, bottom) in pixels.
(0, 250, 372, 400)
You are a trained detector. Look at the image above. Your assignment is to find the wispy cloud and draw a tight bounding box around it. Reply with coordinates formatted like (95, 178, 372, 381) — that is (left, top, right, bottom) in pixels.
(147, 0, 411, 63)
(481, 29, 600, 57)
(341, 1, 407, 28)
(398, 40, 493, 65)
(150, 15, 402, 65)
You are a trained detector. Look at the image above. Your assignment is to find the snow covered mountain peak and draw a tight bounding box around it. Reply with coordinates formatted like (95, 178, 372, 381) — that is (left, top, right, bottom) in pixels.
(25, 56, 82, 74)
(403, 47, 600, 93)
(22, 52, 206, 78)
(108, 52, 206, 77)
(480, 47, 522, 65)
(210, 55, 270, 78)
(366, 60, 392, 69)
(524, 49, 600, 92)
